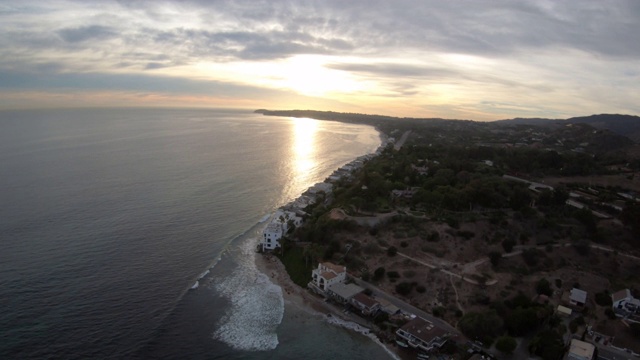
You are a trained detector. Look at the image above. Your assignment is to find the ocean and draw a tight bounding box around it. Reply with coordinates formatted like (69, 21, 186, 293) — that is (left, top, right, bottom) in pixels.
(0, 108, 393, 359)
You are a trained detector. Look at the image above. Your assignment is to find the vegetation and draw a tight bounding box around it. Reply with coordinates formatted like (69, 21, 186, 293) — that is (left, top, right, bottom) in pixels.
(261, 109, 640, 355)
(495, 336, 517, 354)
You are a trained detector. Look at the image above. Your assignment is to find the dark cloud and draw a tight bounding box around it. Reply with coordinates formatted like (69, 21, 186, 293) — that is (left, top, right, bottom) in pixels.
(57, 25, 117, 43)
(0, 69, 280, 98)
(327, 63, 458, 79)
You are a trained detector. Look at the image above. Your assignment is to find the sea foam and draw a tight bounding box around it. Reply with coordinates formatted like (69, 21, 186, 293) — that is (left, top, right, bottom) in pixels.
(212, 235, 284, 351)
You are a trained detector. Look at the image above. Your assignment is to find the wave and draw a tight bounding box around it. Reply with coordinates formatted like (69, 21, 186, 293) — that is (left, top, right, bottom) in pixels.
(258, 213, 271, 223)
(324, 315, 401, 360)
(211, 236, 284, 351)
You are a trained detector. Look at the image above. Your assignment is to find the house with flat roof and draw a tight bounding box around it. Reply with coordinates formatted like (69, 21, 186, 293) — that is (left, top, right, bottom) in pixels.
(566, 339, 595, 360)
(309, 262, 346, 293)
(326, 282, 363, 304)
(396, 317, 450, 353)
(569, 288, 588, 307)
(261, 222, 283, 251)
(351, 292, 381, 316)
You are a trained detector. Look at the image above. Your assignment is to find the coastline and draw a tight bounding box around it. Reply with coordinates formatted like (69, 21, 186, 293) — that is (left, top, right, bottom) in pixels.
(254, 252, 405, 360)
(251, 117, 407, 358)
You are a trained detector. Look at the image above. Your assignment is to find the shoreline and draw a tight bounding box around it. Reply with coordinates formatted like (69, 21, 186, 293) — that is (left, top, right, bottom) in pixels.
(254, 252, 406, 360)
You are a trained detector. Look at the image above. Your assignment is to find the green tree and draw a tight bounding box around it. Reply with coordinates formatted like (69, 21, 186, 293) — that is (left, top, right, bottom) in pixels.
(502, 239, 516, 253)
(373, 267, 386, 281)
(387, 246, 398, 257)
(528, 329, 565, 360)
(458, 310, 504, 346)
(495, 336, 517, 355)
(536, 278, 553, 296)
(489, 251, 502, 267)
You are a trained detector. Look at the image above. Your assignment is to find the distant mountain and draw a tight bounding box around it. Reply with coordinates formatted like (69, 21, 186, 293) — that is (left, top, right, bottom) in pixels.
(494, 114, 640, 143)
(493, 117, 561, 126)
(566, 114, 640, 143)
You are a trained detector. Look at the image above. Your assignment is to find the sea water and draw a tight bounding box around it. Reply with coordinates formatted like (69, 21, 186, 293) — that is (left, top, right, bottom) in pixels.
(0, 108, 392, 359)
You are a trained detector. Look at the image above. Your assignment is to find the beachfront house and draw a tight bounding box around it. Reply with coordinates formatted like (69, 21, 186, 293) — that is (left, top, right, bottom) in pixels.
(309, 262, 346, 293)
(395, 317, 450, 353)
(260, 209, 303, 251)
(351, 292, 381, 316)
(261, 222, 283, 251)
(326, 282, 363, 304)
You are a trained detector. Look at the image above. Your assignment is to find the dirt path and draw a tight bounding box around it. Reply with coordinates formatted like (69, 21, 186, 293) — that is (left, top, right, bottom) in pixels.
(449, 274, 465, 315)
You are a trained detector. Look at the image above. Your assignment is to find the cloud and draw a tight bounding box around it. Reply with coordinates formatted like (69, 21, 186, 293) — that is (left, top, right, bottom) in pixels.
(57, 25, 118, 43)
(0, 0, 639, 118)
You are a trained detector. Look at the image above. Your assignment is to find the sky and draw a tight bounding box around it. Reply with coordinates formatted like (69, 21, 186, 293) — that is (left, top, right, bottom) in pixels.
(1, 0, 639, 120)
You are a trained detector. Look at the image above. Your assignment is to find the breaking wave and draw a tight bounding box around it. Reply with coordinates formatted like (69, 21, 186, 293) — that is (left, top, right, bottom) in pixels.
(212, 235, 284, 351)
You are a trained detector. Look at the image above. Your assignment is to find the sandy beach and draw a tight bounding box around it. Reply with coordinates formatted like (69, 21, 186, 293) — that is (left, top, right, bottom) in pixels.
(254, 252, 408, 360)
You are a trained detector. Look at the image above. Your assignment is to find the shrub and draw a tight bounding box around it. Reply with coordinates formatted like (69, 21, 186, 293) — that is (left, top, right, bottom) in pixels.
(416, 285, 426, 293)
(595, 291, 613, 307)
(502, 239, 516, 253)
(387, 271, 400, 279)
(402, 270, 416, 278)
(605, 308, 616, 319)
(373, 267, 386, 281)
(387, 246, 398, 256)
(395, 282, 413, 296)
(536, 278, 553, 296)
(489, 251, 502, 267)
(495, 336, 517, 354)
(400, 241, 409, 248)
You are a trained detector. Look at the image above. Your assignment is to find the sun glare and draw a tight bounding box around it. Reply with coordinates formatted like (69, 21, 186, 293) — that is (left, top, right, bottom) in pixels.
(283, 116, 320, 201)
(280, 55, 362, 96)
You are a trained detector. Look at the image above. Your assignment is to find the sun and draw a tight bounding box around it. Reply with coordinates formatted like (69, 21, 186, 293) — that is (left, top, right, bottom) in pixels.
(279, 55, 362, 96)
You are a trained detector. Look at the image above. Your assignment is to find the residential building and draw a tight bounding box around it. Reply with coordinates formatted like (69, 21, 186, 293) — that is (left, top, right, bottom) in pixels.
(351, 292, 381, 316)
(570, 288, 588, 307)
(396, 317, 450, 353)
(612, 289, 640, 314)
(566, 339, 595, 360)
(326, 282, 363, 304)
(310, 262, 346, 292)
(261, 222, 283, 251)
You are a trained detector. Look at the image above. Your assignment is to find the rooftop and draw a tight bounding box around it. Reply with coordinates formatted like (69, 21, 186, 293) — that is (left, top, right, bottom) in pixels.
(398, 317, 449, 344)
(612, 289, 631, 303)
(352, 292, 380, 308)
(322, 262, 345, 274)
(570, 288, 588, 303)
(327, 282, 363, 300)
(568, 339, 595, 359)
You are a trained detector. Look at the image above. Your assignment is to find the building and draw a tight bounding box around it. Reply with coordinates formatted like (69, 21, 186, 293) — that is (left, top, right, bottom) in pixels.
(566, 339, 595, 360)
(612, 289, 640, 314)
(395, 317, 450, 353)
(310, 262, 346, 293)
(570, 288, 588, 307)
(351, 292, 381, 316)
(260, 209, 303, 251)
(326, 282, 363, 304)
(261, 222, 283, 251)
(557, 305, 573, 317)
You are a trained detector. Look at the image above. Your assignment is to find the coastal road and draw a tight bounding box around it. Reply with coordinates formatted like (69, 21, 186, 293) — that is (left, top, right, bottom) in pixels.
(348, 275, 462, 337)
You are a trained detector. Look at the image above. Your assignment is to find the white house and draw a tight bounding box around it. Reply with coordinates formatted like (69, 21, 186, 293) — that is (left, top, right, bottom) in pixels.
(261, 222, 284, 251)
(612, 289, 640, 314)
(261, 210, 304, 251)
(310, 262, 346, 292)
